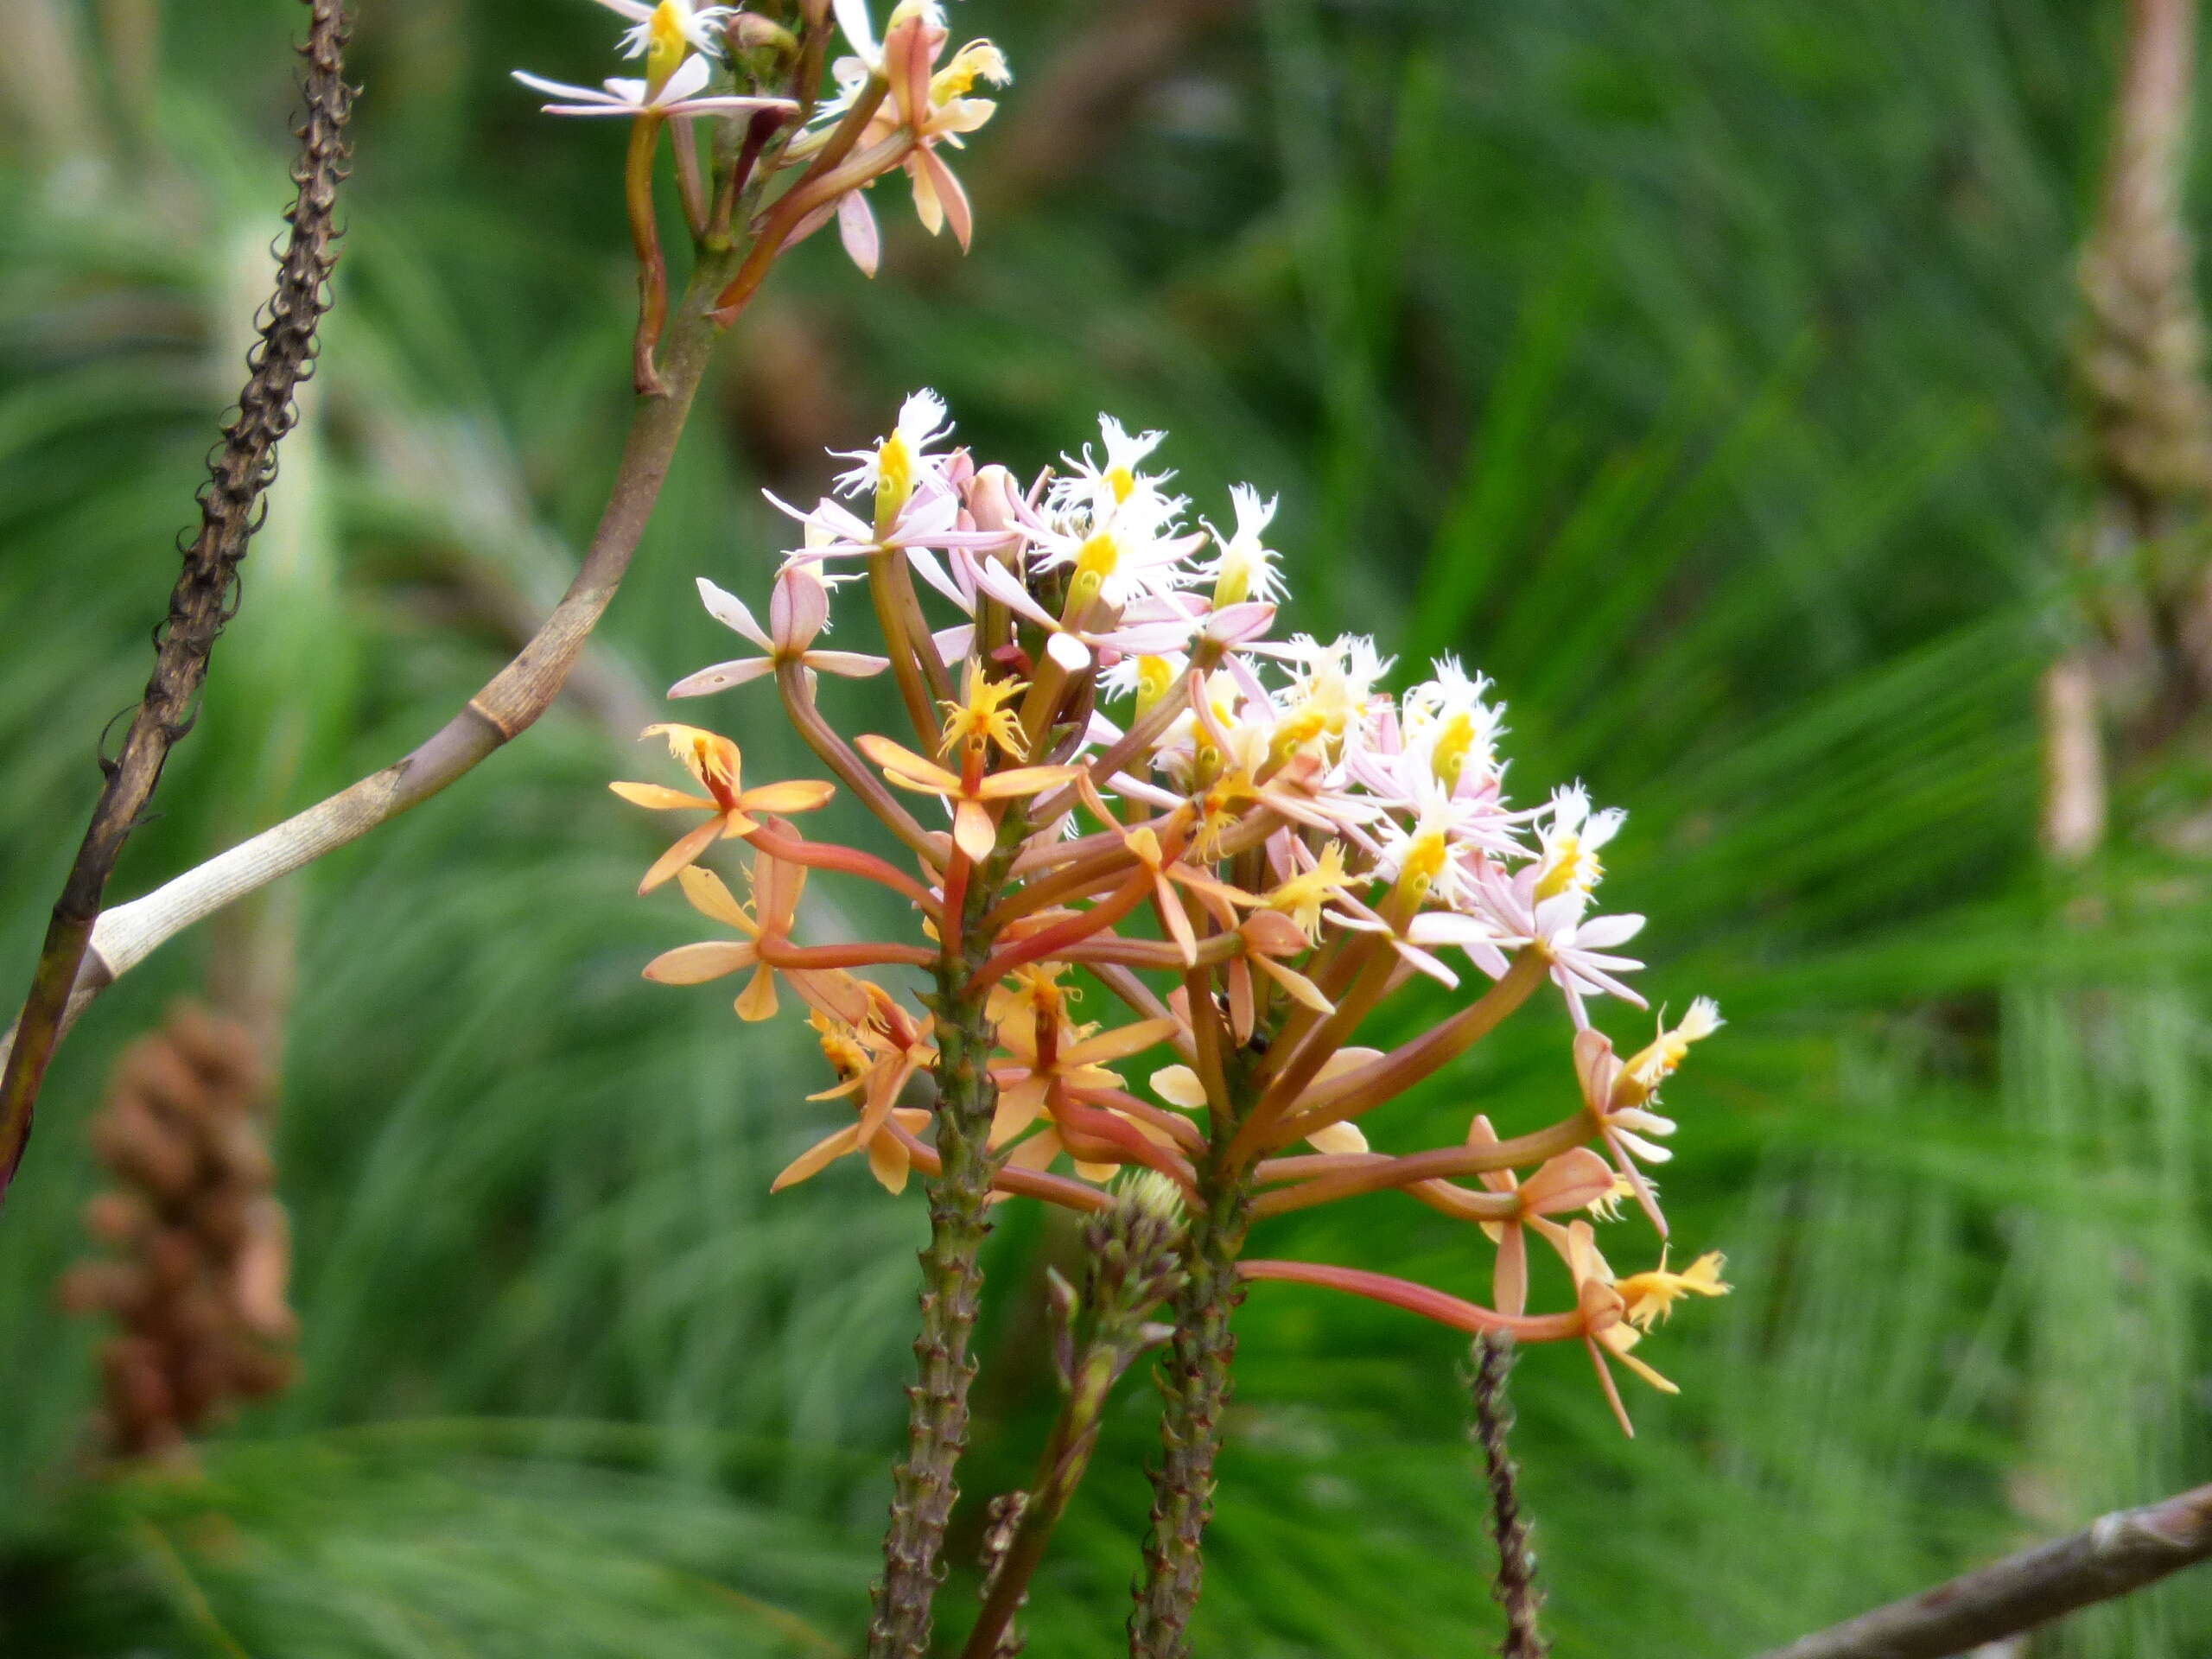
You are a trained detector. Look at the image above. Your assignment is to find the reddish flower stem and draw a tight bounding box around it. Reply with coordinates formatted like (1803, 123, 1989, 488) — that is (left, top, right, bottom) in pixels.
(965, 869, 1152, 995)
(1238, 1262, 1583, 1342)
(744, 821, 942, 918)
(763, 941, 939, 970)
(1249, 1128, 1582, 1218)
(1268, 952, 1548, 1149)
(624, 113, 671, 395)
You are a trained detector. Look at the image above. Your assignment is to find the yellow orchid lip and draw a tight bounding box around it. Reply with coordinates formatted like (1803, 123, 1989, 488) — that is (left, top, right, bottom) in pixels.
(644, 0, 691, 92)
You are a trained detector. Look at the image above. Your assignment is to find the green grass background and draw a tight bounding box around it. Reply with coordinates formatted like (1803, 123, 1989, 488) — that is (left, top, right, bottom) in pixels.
(3, 0, 2209, 1653)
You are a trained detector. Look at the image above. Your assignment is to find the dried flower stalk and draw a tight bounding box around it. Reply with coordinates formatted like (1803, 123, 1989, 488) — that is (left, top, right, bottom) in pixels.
(0, 0, 353, 1200)
(1470, 1333, 1546, 1659)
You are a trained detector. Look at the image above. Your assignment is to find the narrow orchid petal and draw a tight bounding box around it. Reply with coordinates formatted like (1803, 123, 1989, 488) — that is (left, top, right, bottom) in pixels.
(1045, 630, 1093, 671)
(1209, 601, 1278, 643)
(920, 146, 975, 249)
(512, 69, 613, 103)
(833, 0, 880, 64)
(640, 819, 728, 892)
(976, 765, 1084, 798)
(743, 779, 837, 815)
(1575, 912, 1647, 950)
(1391, 937, 1461, 990)
(1151, 1065, 1208, 1110)
(838, 189, 882, 277)
(855, 734, 961, 791)
(734, 963, 779, 1022)
(1520, 1148, 1618, 1214)
(906, 151, 945, 236)
(1573, 1027, 1621, 1109)
(1560, 959, 1649, 1010)
(771, 1124, 863, 1192)
(768, 567, 827, 649)
(1067, 1017, 1182, 1065)
(967, 555, 1060, 630)
(1155, 875, 1198, 964)
(953, 799, 998, 861)
(932, 624, 975, 664)
(906, 546, 970, 610)
(1495, 1227, 1529, 1319)
(677, 865, 757, 932)
(866, 1129, 912, 1194)
(1225, 961, 1256, 1043)
(669, 658, 778, 697)
(804, 651, 890, 678)
(656, 54, 715, 105)
(609, 782, 715, 811)
(664, 95, 803, 117)
(1253, 955, 1333, 1014)
(1002, 1126, 1067, 1175)
(644, 940, 760, 984)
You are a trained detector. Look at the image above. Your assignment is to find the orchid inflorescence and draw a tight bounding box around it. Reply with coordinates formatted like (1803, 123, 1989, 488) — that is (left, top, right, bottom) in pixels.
(614, 385, 1729, 1440)
(540, 0, 1728, 1642)
(516, 0, 1008, 392)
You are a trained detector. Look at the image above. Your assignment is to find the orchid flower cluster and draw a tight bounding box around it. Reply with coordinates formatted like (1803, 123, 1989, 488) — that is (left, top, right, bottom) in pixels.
(515, 0, 1009, 392)
(613, 385, 1730, 1649)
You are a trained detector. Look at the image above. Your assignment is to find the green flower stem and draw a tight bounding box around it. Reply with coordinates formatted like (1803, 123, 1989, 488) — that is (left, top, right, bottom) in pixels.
(960, 1339, 1117, 1659)
(868, 834, 1020, 1659)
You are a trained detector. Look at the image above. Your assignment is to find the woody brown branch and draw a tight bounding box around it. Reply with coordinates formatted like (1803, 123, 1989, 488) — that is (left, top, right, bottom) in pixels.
(1751, 1483, 2212, 1659)
(0, 0, 353, 1201)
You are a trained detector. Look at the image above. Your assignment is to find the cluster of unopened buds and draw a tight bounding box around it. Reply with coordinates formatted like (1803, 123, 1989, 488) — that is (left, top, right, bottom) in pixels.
(515, 0, 1009, 391)
(613, 386, 1731, 1438)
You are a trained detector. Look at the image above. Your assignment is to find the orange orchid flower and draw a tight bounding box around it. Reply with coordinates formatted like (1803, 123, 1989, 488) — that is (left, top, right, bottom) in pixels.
(640, 854, 809, 1021)
(611, 724, 836, 892)
(855, 733, 1078, 862)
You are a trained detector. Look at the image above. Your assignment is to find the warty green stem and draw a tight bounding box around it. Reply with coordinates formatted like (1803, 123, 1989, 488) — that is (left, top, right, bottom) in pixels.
(960, 1344, 1116, 1659)
(867, 830, 1023, 1658)
(1129, 1083, 1255, 1657)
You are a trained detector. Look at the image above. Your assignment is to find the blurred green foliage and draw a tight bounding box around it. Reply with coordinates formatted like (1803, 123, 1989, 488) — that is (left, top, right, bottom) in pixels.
(3, 0, 2210, 1654)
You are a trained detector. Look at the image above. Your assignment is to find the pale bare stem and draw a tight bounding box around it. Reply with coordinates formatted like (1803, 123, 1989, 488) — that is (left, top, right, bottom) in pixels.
(0, 0, 353, 1201)
(0, 246, 748, 1132)
(1751, 1484, 2212, 1659)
